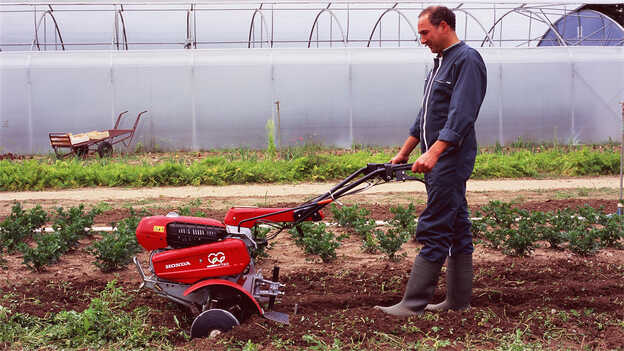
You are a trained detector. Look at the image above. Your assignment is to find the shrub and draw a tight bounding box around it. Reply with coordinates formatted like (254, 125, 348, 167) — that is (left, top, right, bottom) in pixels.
(596, 214, 624, 248)
(18, 204, 102, 271)
(566, 228, 600, 256)
(295, 222, 341, 263)
(376, 227, 409, 261)
(389, 203, 417, 233)
(361, 231, 379, 254)
(501, 216, 537, 256)
(330, 204, 371, 229)
(18, 232, 64, 272)
(0, 202, 48, 253)
(88, 208, 147, 272)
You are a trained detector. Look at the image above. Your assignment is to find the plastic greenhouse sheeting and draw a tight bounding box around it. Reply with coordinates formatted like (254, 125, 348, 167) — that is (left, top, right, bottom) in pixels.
(0, 46, 623, 153)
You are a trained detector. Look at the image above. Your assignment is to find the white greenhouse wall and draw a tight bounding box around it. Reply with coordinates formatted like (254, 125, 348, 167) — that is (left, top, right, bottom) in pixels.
(0, 46, 623, 154)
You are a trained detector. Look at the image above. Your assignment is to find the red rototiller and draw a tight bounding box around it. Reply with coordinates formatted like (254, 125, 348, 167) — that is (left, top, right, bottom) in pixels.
(133, 162, 424, 338)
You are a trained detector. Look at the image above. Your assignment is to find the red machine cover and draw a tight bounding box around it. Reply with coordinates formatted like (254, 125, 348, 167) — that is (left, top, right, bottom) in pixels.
(151, 238, 250, 284)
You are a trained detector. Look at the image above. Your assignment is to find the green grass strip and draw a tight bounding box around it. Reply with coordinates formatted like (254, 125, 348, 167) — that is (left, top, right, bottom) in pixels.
(0, 147, 619, 191)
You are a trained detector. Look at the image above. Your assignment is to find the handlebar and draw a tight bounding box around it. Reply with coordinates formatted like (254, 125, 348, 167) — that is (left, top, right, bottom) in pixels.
(238, 162, 424, 231)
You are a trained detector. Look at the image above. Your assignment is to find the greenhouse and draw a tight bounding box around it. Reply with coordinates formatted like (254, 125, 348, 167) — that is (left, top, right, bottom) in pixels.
(0, 1, 623, 153)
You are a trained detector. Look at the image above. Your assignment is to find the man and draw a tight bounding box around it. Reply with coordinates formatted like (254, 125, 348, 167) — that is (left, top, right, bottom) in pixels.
(375, 6, 487, 316)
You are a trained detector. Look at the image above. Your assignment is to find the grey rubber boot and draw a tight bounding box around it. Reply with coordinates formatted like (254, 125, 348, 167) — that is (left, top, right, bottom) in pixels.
(374, 256, 443, 316)
(425, 254, 472, 312)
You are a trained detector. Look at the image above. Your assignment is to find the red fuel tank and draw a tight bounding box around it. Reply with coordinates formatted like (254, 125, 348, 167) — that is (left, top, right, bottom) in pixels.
(136, 215, 227, 250)
(151, 238, 250, 284)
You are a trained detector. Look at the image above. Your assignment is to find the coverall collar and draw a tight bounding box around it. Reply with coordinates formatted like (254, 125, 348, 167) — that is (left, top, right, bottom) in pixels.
(436, 40, 464, 58)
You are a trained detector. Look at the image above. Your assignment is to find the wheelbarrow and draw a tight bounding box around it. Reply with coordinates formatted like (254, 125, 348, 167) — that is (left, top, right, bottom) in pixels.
(49, 110, 147, 158)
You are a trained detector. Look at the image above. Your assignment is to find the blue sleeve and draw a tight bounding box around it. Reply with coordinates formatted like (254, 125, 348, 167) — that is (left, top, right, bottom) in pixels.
(437, 50, 487, 145)
(409, 107, 422, 138)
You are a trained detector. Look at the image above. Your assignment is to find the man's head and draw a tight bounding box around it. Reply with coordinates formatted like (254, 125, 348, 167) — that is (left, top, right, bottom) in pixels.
(418, 6, 458, 54)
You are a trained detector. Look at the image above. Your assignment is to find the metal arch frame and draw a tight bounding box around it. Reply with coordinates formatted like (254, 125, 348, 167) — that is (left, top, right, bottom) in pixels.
(450, 7, 496, 47)
(248, 4, 271, 48)
(307, 4, 348, 48)
(366, 3, 420, 48)
(31, 7, 65, 51)
(547, 9, 624, 46)
(536, 8, 568, 46)
(185, 4, 196, 49)
(113, 5, 129, 50)
(480, 6, 568, 47)
(480, 4, 528, 47)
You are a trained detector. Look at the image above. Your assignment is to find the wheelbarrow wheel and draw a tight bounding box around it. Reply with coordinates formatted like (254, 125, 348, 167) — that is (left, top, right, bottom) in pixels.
(75, 146, 89, 158)
(97, 142, 113, 158)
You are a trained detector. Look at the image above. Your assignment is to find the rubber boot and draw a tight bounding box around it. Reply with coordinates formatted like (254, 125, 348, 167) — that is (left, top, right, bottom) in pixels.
(374, 256, 443, 316)
(425, 254, 472, 312)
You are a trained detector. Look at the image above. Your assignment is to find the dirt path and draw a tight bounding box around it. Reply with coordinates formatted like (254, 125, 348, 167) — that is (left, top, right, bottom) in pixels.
(0, 176, 620, 201)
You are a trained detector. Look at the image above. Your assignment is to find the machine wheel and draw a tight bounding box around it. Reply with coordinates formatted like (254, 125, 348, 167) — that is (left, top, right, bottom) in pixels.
(97, 142, 113, 158)
(190, 308, 240, 338)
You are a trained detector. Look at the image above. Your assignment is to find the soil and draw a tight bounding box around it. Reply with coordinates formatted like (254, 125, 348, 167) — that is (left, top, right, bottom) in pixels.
(1, 181, 623, 349)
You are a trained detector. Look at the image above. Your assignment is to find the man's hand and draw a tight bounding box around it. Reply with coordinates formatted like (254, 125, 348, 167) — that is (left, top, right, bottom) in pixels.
(390, 153, 410, 164)
(390, 135, 419, 164)
(412, 140, 450, 173)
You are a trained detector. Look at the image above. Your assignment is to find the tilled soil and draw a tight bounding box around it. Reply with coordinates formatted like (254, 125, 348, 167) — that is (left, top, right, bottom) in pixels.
(1, 194, 623, 349)
(3, 254, 623, 350)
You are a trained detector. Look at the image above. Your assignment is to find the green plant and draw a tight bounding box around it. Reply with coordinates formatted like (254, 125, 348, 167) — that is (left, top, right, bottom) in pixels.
(51, 204, 101, 250)
(566, 228, 600, 256)
(376, 227, 409, 261)
(389, 203, 417, 233)
(88, 208, 147, 272)
(265, 119, 276, 159)
(330, 204, 371, 229)
(596, 214, 624, 248)
(251, 225, 272, 259)
(18, 204, 102, 271)
(0, 202, 48, 253)
(176, 199, 205, 217)
(18, 232, 64, 271)
(361, 231, 379, 253)
(2, 280, 172, 349)
(501, 216, 537, 256)
(298, 223, 340, 263)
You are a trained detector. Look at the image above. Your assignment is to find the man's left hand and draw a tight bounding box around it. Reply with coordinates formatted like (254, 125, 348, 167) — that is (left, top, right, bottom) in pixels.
(411, 140, 450, 173)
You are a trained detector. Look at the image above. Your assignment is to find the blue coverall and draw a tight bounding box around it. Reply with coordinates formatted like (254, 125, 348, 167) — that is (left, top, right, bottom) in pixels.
(409, 41, 487, 264)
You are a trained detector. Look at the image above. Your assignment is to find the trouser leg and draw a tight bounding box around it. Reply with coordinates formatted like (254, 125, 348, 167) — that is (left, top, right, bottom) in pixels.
(423, 181, 474, 311)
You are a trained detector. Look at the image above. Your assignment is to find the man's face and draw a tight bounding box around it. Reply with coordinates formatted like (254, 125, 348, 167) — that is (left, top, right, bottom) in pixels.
(418, 14, 446, 54)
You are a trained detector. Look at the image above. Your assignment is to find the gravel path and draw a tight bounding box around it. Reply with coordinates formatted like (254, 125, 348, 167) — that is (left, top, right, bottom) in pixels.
(0, 176, 620, 201)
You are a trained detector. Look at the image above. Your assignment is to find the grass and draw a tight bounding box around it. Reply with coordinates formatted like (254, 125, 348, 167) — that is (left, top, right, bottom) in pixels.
(0, 281, 175, 350)
(0, 143, 620, 191)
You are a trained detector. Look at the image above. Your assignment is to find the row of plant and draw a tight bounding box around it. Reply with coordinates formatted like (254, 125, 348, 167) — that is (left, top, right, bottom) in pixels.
(286, 200, 623, 262)
(473, 201, 624, 256)
(0, 203, 147, 272)
(285, 203, 417, 262)
(0, 145, 619, 190)
(2, 199, 622, 271)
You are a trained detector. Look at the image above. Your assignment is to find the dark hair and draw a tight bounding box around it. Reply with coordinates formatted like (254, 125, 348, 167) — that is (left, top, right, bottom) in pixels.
(419, 6, 456, 31)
